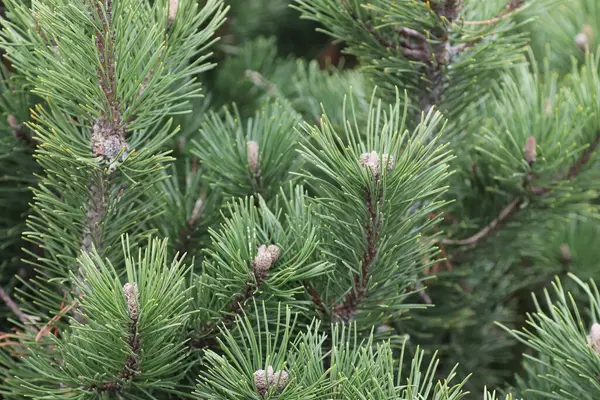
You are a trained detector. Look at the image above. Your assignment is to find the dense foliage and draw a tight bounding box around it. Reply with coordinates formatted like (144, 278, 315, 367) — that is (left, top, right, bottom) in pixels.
(1, 0, 600, 399)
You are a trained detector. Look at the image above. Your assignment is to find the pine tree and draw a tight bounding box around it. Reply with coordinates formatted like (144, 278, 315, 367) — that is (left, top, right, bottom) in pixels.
(1, 0, 600, 399)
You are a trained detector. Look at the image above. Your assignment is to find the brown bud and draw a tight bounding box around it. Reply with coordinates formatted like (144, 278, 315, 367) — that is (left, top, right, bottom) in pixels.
(524, 136, 537, 165)
(266, 244, 280, 263)
(7, 114, 19, 130)
(168, 0, 178, 22)
(123, 282, 139, 320)
(588, 323, 600, 354)
(247, 140, 259, 174)
(560, 243, 571, 264)
(253, 245, 273, 278)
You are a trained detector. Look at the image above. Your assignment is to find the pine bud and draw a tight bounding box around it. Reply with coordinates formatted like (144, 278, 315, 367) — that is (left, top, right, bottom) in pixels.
(247, 140, 260, 174)
(123, 282, 139, 320)
(103, 135, 126, 160)
(266, 244, 281, 263)
(253, 245, 273, 278)
(523, 136, 536, 165)
(588, 323, 600, 354)
(168, 0, 178, 22)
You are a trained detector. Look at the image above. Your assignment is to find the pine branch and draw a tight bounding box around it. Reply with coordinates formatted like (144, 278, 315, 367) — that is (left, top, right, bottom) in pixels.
(444, 131, 600, 247)
(194, 246, 274, 344)
(81, 177, 107, 257)
(75, 0, 128, 300)
(345, 1, 462, 113)
(333, 189, 382, 321)
(174, 159, 206, 257)
(94, 283, 140, 393)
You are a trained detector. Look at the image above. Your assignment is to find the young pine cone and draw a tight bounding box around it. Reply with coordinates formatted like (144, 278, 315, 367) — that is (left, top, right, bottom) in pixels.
(253, 245, 273, 278)
(359, 151, 394, 178)
(252, 244, 281, 280)
(253, 365, 290, 396)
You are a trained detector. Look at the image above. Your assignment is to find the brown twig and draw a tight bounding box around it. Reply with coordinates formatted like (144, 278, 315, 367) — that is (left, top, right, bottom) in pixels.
(304, 282, 327, 315)
(245, 70, 280, 96)
(35, 300, 77, 342)
(531, 132, 600, 195)
(441, 197, 522, 247)
(0, 286, 36, 325)
(463, 0, 524, 25)
(568, 133, 600, 179)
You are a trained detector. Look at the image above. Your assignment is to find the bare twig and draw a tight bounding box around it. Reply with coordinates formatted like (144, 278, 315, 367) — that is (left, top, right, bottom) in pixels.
(304, 282, 327, 314)
(441, 197, 522, 247)
(463, 0, 524, 26)
(0, 286, 36, 325)
(35, 300, 77, 342)
(568, 133, 600, 180)
(245, 70, 280, 96)
(415, 282, 432, 305)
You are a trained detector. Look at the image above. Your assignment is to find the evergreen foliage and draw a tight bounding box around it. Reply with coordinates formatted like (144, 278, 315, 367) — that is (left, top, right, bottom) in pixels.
(1, 0, 600, 399)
